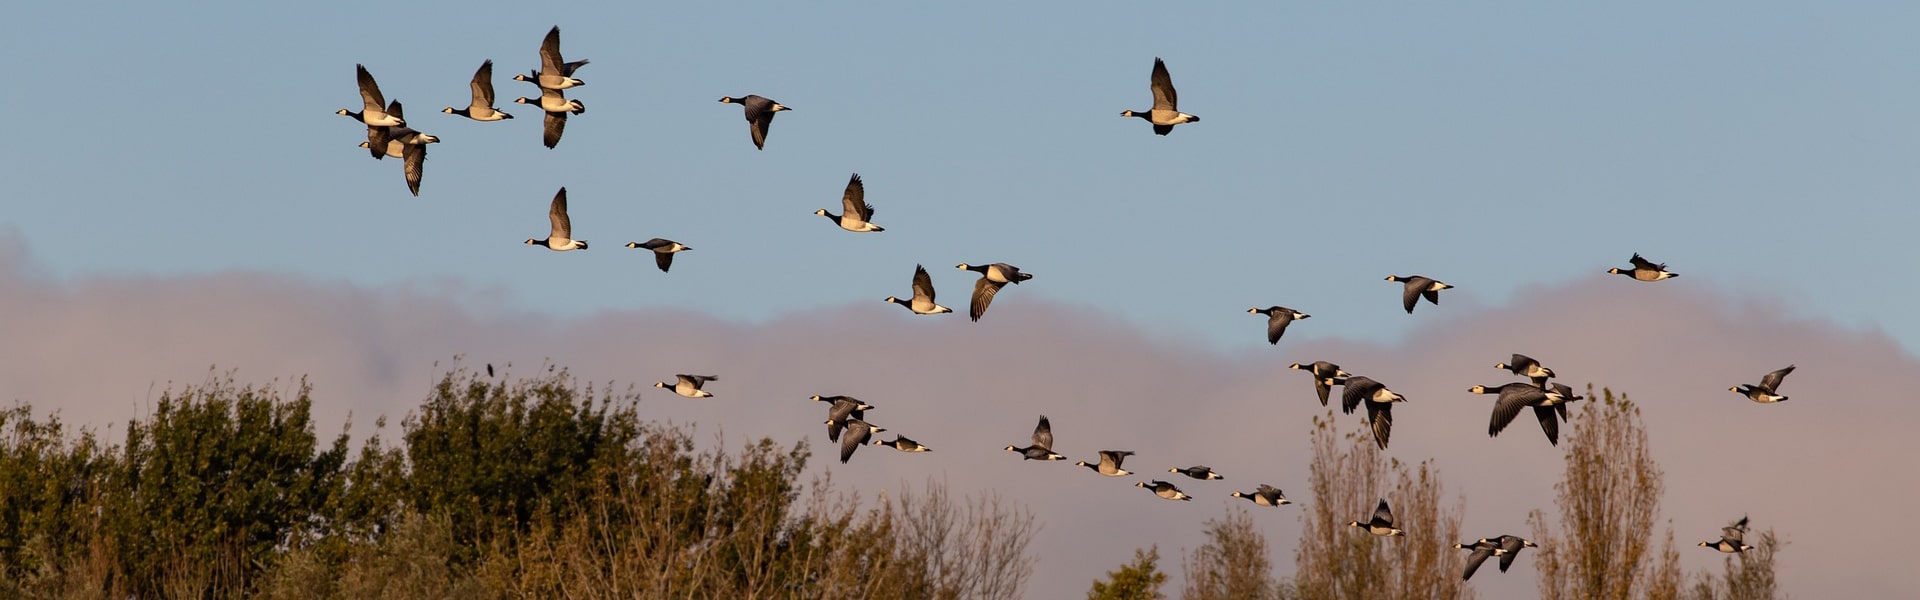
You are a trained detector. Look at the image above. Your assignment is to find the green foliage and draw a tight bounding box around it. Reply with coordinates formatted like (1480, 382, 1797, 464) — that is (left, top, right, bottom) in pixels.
(1088, 546, 1167, 600)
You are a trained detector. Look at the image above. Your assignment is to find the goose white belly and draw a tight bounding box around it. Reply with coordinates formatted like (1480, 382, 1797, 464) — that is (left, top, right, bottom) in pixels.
(838, 218, 880, 232)
(363, 113, 404, 127)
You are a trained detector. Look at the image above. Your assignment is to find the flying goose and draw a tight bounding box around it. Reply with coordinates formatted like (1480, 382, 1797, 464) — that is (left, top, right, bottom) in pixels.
(1249, 306, 1310, 345)
(1384, 275, 1451, 314)
(1170, 466, 1224, 480)
(718, 95, 790, 150)
(1475, 382, 1570, 446)
(1699, 515, 1753, 553)
(1495, 353, 1556, 387)
(874, 435, 931, 453)
(1231, 485, 1291, 507)
(816, 173, 884, 232)
(512, 87, 584, 149)
(653, 374, 717, 398)
(525, 188, 587, 250)
(1004, 415, 1065, 461)
(1548, 382, 1584, 420)
(1485, 535, 1538, 573)
(339, 64, 405, 158)
(1120, 58, 1200, 136)
(887, 264, 952, 315)
(1341, 376, 1407, 450)
(355, 101, 437, 196)
(1609, 253, 1678, 282)
(1454, 539, 1504, 580)
(1731, 365, 1794, 403)
(1075, 450, 1135, 477)
(837, 418, 884, 464)
(1348, 499, 1406, 537)
(957, 262, 1033, 322)
(443, 60, 513, 121)
(1289, 361, 1350, 406)
(1135, 480, 1193, 501)
(812, 395, 872, 442)
(512, 26, 587, 90)
(625, 239, 690, 272)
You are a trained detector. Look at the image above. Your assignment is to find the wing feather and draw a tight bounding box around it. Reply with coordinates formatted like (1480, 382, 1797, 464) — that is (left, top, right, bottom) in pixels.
(1149, 58, 1178, 110)
(841, 174, 872, 220)
(911, 264, 936, 301)
(1759, 365, 1794, 392)
(548, 188, 571, 238)
(1032, 415, 1053, 449)
(471, 60, 495, 107)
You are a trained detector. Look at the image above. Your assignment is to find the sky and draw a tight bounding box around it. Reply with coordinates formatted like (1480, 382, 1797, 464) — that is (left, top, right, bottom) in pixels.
(3, 1, 1918, 597)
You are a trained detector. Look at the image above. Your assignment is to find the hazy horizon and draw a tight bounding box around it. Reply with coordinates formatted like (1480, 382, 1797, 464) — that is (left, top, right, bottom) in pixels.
(3, 233, 1913, 598)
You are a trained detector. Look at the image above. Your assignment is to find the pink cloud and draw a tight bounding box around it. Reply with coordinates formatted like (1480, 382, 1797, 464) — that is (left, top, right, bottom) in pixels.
(2, 233, 1911, 598)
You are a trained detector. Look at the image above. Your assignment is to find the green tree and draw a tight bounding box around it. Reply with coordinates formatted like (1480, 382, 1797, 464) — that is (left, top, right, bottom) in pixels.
(1088, 546, 1167, 600)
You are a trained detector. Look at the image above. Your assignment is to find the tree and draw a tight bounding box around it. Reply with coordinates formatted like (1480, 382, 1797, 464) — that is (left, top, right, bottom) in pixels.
(1292, 414, 1471, 600)
(1182, 507, 1280, 600)
(1527, 388, 1673, 600)
(1089, 546, 1167, 600)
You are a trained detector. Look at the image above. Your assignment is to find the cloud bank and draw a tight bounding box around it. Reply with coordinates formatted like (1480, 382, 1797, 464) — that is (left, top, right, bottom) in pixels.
(2, 232, 1913, 598)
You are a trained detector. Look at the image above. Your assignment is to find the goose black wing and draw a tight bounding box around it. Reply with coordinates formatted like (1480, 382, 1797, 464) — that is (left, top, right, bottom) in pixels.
(1759, 365, 1795, 393)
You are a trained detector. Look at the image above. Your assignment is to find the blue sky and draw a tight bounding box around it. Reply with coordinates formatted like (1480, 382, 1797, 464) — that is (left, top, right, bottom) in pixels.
(4, 2, 1917, 352)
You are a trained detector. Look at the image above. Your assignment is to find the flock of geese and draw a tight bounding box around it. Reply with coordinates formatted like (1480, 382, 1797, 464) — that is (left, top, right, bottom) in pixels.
(336, 26, 1775, 583)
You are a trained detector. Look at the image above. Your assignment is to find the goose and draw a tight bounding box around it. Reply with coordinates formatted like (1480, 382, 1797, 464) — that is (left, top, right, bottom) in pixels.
(1494, 353, 1556, 387)
(653, 374, 716, 398)
(887, 264, 952, 315)
(1170, 466, 1224, 481)
(525, 188, 587, 250)
(1731, 365, 1794, 403)
(1454, 539, 1504, 581)
(1609, 253, 1678, 282)
(1348, 499, 1406, 536)
(1548, 382, 1584, 420)
(1004, 415, 1065, 461)
(1120, 58, 1199, 136)
(1385, 275, 1452, 314)
(957, 262, 1033, 322)
(1231, 485, 1291, 507)
(816, 174, 884, 232)
(1135, 480, 1192, 501)
(812, 395, 872, 442)
(339, 64, 405, 159)
(443, 60, 513, 121)
(1475, 382, 1570, 446)
(511, 26, 586, 90)
(718, 95, 790, 150)
(355, 101, 436, 196)
(625, 239, 690, 273)
(512, 87, 584, 149)
(1484, 535, 1538, 573)
(1249, 306, 1310, 345)
(837, 418, 883, 464)
(874, 435, 931, 453)
(1076, 450, 1135, 477)
(1341, 376, 1407, 450)
(1289, 361, 1350, 406)
(1699, 515, 1753, 553)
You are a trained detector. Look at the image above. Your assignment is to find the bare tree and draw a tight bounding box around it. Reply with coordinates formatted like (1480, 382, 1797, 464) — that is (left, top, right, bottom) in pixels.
(1292, 414, 1470, 600)
(1527, 387, 1671, 600)
(1180, 507, 1277, 600)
